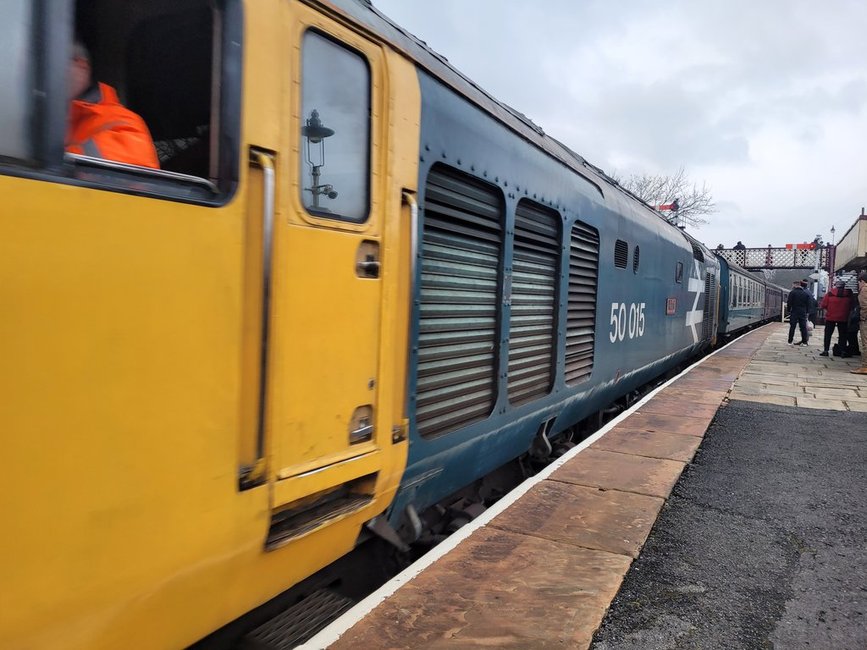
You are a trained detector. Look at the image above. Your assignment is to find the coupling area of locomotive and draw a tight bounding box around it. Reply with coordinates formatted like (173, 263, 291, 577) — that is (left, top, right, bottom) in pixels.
(195, 332, 748, 650)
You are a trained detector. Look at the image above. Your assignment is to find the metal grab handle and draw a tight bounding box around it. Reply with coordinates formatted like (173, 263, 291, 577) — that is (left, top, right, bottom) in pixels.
(250, 150, 276, 483)
(240, 150, 277, 489)
(401, 191, 418, 429)
(402, 191, 418, 281)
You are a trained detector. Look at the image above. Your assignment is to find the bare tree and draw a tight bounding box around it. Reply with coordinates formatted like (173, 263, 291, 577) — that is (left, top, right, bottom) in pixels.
(611, 167, 717, 227)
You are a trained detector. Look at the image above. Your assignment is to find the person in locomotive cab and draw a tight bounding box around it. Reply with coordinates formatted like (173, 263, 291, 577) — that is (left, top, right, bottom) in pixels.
(67, 39, 160, 169)
(787, 280, 810, 346)
(851, 272, 867, 374)
(819, 279, 854, 357)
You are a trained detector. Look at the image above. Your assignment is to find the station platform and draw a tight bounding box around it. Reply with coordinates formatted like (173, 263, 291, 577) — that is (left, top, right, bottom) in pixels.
(302, 323, 867, 649)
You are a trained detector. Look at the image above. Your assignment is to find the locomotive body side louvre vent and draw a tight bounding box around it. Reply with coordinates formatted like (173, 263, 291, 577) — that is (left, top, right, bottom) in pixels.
(416, 166, 503, 438)
(565, 221, 600, 385)
(614, 239, 628, 269)
(507, 200, 560, 406)
(702, 271, 716, 340)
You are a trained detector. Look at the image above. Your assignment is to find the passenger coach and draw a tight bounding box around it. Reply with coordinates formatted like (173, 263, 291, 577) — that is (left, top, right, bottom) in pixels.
(716, 255, 787, 338)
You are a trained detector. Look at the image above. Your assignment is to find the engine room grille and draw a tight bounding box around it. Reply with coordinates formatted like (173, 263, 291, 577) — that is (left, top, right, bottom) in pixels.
(565, 221, 600, 385)
(702, 271, 716, 340)
(614, 239, 628, 268)
(507, 200, 560, 406)
(416, 166, 503, 438)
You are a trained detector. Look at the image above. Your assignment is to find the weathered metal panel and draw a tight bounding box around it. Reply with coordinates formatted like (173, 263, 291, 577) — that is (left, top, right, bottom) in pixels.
(507, 200, 559, 405)
(565, 221, 600, 385)
(417, 166, 503, 438)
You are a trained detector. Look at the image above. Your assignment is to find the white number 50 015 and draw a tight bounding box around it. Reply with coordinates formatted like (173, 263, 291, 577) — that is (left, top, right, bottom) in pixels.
(609, 302, 646, 343)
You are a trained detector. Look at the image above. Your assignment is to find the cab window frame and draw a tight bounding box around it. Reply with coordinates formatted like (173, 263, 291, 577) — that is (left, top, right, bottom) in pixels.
(0, 0, 243, 208)
(298, 28, 372, 224)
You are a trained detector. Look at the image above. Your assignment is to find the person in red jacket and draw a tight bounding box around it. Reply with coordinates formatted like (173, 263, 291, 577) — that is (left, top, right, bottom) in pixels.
(819, 280, 854, 356)
(66, 40, 159, 169)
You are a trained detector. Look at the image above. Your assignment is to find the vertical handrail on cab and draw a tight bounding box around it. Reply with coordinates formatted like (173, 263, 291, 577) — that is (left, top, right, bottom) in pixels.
(240, 149, 276, 490)
(402, 191, 418, 281)
(398, 190, 418, 439)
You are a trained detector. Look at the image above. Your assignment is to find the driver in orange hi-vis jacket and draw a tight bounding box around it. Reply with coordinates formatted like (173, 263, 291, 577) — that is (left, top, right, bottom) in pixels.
(66, 39, 160, 169)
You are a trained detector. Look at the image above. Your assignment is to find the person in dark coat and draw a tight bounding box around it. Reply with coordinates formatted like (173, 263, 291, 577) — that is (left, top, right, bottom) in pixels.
(787, 281, 810, 345)
(819, 280, 854, 356)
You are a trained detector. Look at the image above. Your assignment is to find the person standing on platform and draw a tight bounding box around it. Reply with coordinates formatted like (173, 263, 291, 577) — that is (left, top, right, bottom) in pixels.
(846, 298, 861, 358)
(787, 281, 810, 346)
(851, 272, 867, 375)
(802, 280, 817, 341)
(819, 280, 854, 356)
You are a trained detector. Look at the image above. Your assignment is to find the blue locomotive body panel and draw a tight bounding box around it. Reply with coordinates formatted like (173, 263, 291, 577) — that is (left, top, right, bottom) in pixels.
(389, 72, 721, 522)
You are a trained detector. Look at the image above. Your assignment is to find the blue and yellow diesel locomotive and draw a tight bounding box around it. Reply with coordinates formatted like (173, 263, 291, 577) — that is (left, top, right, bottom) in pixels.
(0, 1, 784, 647)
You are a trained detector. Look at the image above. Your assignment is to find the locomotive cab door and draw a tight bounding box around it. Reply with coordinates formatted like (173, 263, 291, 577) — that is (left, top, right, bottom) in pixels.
(256, 5, 402, 549)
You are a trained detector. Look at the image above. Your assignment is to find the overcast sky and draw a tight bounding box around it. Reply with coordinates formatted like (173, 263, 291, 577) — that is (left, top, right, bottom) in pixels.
(372, 0, 866, 249)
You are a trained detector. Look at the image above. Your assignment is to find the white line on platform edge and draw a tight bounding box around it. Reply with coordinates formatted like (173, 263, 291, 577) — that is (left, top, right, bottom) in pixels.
(299, 328, 759, 649)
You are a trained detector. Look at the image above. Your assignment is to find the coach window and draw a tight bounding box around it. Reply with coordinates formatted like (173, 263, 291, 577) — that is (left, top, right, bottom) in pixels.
(299, 31, 371, 222)
(0, 1, 32, 161)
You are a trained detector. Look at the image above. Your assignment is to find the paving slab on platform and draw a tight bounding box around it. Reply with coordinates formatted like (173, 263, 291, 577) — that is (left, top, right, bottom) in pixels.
(730, 324, 867, 411)
(611, 410, 715, 437)
(655, 386, 729, 405)
(552, 448, 686, 498)
(592, 428, 703, 463)
(633, 398, 721, 421)
(328, 527, 632, 650)
(670, 377, 736, 391)
(490, 480, 664, 558)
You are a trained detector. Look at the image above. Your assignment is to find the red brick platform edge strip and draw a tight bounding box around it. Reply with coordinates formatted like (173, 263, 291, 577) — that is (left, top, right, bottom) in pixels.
(322, 327, 776, 649)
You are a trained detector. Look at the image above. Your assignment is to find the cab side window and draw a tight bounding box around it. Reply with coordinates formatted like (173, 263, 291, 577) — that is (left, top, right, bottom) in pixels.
(299, 31, 371, 223)
(0, 0, 241, 205)
(0, 0, 33, 161)
(73, 0, 240, 197)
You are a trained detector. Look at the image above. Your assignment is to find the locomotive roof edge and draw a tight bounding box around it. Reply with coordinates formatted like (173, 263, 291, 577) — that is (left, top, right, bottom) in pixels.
(310, 0, 704, 246)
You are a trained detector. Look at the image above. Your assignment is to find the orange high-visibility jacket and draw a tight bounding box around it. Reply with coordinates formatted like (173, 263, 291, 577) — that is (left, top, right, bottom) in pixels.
(66, 83, 160, 169)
